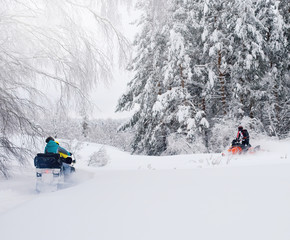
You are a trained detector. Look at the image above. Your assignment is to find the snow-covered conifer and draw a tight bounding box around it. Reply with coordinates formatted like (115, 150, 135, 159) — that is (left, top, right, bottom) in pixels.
(116, 0, 169, 155)
(255, 0, 289, 136)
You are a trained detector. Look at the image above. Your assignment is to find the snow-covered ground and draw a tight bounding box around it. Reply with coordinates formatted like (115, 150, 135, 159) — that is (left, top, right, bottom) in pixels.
(0, 138, 290, 240)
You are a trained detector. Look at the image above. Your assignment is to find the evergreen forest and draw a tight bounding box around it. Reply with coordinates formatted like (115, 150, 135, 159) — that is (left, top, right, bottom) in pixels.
(117, 0, 289, 155)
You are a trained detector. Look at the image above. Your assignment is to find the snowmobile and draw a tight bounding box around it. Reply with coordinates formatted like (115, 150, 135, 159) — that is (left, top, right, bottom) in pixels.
(222, 139, 261, 156)
(34, 153, 76, 192)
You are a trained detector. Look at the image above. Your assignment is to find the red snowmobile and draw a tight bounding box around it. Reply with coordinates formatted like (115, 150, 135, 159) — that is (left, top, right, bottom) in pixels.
(223, 139, 261, 156)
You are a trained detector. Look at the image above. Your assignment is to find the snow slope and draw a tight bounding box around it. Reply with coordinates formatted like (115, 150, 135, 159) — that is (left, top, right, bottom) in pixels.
(0, 138, 290, 240)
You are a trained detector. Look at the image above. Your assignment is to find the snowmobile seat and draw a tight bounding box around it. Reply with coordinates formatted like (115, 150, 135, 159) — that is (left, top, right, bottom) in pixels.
(34, 153, 62, 169)
(231, 139, 242, 147)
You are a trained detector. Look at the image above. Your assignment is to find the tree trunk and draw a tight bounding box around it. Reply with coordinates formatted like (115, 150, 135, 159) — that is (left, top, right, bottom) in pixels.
(179, 64, 185, 88)
(218, 50, 226, 115)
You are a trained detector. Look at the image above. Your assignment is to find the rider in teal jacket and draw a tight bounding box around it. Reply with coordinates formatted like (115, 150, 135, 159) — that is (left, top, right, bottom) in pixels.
(44, 137, 73, 175)
(44, 137, 71, 156)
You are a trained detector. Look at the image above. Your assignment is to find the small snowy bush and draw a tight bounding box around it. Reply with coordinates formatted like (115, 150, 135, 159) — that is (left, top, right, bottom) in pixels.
(164, 133, 207, 155)
(88, 147, 110, 167)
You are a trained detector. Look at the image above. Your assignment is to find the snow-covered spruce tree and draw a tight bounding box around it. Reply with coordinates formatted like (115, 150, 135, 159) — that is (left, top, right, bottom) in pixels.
(116, 0, 170, 155)
(276, 0, 290, 137)
(187, 0, 210, 112)
(157, 0, 209, 154)
(229, 0, 269, 120)
(197, 0, 238, 151)
(117, 0, 210, 155)
(255, 0, 289, 137)
(200, 0, 236, 118)
(0, 0, 129, 177)
(187, 0, 215, 149)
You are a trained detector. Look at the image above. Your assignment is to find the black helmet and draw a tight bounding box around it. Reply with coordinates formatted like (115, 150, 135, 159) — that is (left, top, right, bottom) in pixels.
(45, 136, 54, 143)
(238, 126, 243, 131)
